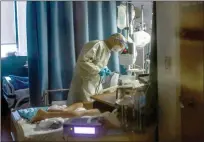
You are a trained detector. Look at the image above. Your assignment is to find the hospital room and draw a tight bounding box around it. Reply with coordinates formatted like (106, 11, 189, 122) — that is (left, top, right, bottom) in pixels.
(1, 1, 203, 142)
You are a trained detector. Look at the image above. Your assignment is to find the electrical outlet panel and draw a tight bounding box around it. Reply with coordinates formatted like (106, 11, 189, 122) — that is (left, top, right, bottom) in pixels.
(165, 56, 171, 70)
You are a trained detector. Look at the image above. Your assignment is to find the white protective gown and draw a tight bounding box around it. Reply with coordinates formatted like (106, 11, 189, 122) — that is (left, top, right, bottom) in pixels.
(67, 40, 111, 105)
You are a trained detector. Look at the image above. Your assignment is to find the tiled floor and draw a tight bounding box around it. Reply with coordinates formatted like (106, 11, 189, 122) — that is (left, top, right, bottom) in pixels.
(1, 114, 12, 141)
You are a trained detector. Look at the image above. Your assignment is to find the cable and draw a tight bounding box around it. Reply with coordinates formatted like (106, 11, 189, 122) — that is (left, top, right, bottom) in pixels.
(95, 71, 119, 95)
(95, 76, 103, 95)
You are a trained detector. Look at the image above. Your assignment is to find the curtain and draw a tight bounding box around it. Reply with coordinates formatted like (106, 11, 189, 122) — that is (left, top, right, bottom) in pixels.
(26, 1, 120, 106)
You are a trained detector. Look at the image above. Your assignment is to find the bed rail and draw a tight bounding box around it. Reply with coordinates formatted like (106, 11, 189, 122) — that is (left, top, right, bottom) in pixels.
(43, 89, 69, 106)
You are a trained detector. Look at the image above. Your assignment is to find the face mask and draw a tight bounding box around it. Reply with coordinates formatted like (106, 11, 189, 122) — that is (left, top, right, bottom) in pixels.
(112, 45, 122, 52)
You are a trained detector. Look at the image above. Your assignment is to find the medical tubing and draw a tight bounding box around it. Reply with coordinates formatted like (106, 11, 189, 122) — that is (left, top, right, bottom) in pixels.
(95, 76, 103, 95)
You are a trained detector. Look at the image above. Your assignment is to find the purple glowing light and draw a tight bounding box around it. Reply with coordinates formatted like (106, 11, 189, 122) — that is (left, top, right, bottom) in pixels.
(74, 127, 95, 134)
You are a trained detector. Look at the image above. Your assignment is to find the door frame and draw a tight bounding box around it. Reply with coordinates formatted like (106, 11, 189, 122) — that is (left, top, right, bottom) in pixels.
(156, 2, 182, 142)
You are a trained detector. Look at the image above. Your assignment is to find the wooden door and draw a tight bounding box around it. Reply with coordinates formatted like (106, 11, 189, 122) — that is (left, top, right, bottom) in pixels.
(179, 2, 204, 142)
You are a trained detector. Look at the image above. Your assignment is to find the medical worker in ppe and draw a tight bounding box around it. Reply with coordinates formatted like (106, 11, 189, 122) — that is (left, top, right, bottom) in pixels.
(67, 33, 127, 105)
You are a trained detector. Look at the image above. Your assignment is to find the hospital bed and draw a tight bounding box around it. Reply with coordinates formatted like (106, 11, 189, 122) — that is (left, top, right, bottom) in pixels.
(10, 88, 89, 141)
(11, 110, 154, 142)
(2, 75, 30, 110)
(10, 89, 68, 141)
(10, 89, 155, 142)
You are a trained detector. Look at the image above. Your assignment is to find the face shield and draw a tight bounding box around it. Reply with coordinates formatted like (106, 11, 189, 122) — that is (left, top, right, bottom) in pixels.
(113, 37, 128, 53)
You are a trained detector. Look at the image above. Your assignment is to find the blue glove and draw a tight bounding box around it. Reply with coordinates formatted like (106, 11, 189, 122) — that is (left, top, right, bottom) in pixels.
(99, 69, 106, 77)
(104, 68, 111, 76)
(99, 68, 111, 77)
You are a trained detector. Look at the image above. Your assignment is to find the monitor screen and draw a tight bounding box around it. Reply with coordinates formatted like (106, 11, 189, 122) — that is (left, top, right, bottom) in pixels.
(74, 127, 95, 134)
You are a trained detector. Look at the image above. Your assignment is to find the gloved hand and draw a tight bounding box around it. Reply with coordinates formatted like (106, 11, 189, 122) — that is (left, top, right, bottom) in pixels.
(99, 69, 106, 77)
(104, 68, 111, 76)
(98, 67, 111, 77)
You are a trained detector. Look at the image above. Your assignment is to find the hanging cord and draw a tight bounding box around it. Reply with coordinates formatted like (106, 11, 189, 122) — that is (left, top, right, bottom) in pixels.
(95, 76, 104, 95)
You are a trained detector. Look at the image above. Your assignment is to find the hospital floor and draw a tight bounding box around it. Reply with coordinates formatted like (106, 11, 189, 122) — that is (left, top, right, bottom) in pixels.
(1, 114, 12, 141)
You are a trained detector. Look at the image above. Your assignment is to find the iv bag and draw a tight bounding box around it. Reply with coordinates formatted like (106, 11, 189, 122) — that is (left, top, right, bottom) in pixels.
(133, 31, 151, 49)
(117, 5, 127, 30)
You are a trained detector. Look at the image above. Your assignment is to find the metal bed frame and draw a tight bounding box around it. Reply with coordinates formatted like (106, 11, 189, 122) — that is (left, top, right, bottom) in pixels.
(43, 88, 69, 106)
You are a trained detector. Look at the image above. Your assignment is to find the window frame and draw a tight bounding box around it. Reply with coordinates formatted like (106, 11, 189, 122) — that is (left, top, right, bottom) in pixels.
(1, 1, 27, 58)
(14, 1, 19, 49)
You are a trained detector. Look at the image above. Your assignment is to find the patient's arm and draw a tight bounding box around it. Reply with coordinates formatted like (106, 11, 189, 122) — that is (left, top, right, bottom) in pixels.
(31, 108, 101, 123)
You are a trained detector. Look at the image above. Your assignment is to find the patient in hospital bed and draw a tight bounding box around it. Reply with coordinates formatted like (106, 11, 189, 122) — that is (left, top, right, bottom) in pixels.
(30, 102, 120, 129)
(12, 102, 120, 141)
(31, 103, 100, 123)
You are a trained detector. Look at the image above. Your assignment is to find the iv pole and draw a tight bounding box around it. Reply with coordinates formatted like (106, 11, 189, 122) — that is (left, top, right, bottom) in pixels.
(141, 5, 144, 31)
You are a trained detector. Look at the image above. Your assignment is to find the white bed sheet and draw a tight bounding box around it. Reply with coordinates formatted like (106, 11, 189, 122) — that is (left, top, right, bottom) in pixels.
(12, 111, 136, 142)
(12, 107, 88, 141)
(13, 113, 65, 141)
